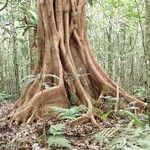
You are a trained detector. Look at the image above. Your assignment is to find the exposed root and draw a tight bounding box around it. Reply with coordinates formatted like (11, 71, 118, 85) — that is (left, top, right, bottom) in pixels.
(68, 78, 101, 128)
(9, 85, 70, 125)
(10, 107, 32, 125)
(12, 99, 23, 110)
(10, 105, 42, 125)
(70, 110, 100, 128)
(12, 81, 34, 109)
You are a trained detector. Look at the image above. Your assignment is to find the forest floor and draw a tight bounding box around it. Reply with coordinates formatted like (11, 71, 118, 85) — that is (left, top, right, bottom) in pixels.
(0, 100, 149, 150)
(0, 100, 119, 150)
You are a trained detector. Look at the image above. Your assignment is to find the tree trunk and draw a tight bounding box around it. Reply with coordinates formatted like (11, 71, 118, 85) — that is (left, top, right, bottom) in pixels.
(9, 0, 146, 126)
(11, 4, 20, 97)
(145, 0, 150, 125)
(28, 28, 37, 74)
(0, 47, 4, 92)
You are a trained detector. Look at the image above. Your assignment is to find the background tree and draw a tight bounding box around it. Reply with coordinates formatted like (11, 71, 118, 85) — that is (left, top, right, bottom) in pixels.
(145, 0, 150, 125)
(0, 0, 37, 97)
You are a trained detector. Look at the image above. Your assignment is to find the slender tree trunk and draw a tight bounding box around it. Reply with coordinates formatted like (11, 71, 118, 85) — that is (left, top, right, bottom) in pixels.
(145, 0, 150, 125)
(9, 0, 146, 126)
(106, 17, 113, 77)
(12, 34, 20, 97)
(28, 28, 37, 74)
(0, 47, 4, 92)
(10, 4, 20, 97)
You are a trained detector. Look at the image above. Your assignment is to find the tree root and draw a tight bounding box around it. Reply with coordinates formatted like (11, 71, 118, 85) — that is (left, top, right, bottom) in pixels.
(8, 85, 70, 125)
(70, 110, 100, 128)
(8, 106, 32, 125)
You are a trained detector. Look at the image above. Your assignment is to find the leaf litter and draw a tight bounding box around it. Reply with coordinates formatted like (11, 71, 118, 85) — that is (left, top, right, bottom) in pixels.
(0, 101, 131, 150)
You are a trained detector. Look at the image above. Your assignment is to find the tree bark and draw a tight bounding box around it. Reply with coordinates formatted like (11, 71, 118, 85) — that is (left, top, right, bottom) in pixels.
(9, 0, 146, 126)
(145, 0, 150, 125)
(11, 4, 20, 97)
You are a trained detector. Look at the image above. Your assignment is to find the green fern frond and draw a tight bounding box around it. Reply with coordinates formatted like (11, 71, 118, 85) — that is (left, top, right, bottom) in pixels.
(48, 136, 72, 149)
(49, 123, 65, 136)
(48, 123, 72, 149)
(93, 125, 150, 150)
(94, 127, 119, 142)
(52, 105, 87, 120)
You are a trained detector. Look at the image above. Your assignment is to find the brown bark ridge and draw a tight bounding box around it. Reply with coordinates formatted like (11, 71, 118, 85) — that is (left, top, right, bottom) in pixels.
(9, 0, 147, 127)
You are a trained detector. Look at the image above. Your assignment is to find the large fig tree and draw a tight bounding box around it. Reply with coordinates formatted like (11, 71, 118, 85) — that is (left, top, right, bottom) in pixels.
(9, 0, 146, 126)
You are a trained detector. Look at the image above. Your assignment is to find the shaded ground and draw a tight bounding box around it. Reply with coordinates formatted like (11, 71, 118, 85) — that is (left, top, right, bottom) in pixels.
(0, 101, 119, 150)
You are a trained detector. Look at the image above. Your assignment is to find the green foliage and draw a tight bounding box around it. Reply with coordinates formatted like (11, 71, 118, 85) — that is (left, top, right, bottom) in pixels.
(48, 136, 72, 149)
(94, 127, 119, 142)
(88, 0, 94, 6)
(120, 110, 144, 126)
(27, 9, 37, 22)
(49, 123, 65, 136)
(108, 0, 119, 7)
(100, 110, 113, 121)
(52, 105, 87, 120)
(93, 125, 150, 150)
(132, 86, 147, 97)
(0, 92, 11, 102)
(48, 123, 72, 149)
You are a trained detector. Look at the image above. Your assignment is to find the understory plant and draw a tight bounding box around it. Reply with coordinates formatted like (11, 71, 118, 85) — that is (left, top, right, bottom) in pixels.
(93, 125, 150, 150)
(0, 92, 11, 102)
(47, 123, 72, 149)
(52, 105, 87, 120)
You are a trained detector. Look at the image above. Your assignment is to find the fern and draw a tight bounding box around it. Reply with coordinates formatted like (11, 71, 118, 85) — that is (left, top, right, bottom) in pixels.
(49, 123, 65, 136)
(94, 127, 120, 143)
(48, 123, 72, 149)
(52, 105, 87, 120)
(48, 136, 72, 149)
(93, 125, 150, 150)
